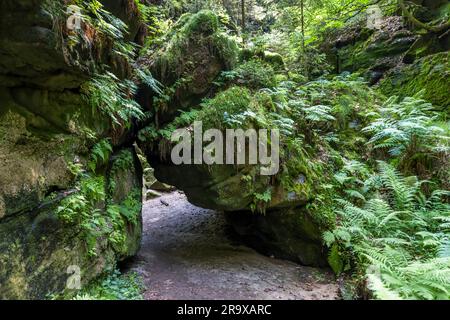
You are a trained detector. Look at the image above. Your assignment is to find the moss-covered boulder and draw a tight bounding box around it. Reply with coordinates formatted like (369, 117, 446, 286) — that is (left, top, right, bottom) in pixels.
(136, 10, 239, 124)
(0, 90, 143, 300)
(263, 51, 285, 70)
(141, 86, 315, 211)
(0, 148, 143, 299)
(378, 52, 450, 110)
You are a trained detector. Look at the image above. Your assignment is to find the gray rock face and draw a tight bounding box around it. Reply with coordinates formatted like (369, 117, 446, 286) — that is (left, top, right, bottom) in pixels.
(323, 17, 418, 83)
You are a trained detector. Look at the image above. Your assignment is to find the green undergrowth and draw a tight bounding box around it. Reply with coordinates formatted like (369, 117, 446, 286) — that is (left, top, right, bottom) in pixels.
(43, 0, 138, 65)
(320, 91, 449, 299)
(146, 68, 449, 299)
(81, 67, 160, 129)
(323, 162, 450, 299)
(215, 59, 277, 89)
(56, 145, 141, 257)
(150, 10, 239, 83)
(53, 268, 144, 300)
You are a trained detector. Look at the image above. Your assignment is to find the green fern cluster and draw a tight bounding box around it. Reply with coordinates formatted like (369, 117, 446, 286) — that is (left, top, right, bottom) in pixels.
(44, 0, 140, 63)
(82, 71, 147, 128)
(44, 1, 161, 128)
(52, 267, 144, 300)
(363, 93, 449, 166)
(56, 174, 107, 257)
(216, 59, 277, 89)
(88, 139, 113, 172)
(57, 157, 141, 257)
(323, 161, 450, 300)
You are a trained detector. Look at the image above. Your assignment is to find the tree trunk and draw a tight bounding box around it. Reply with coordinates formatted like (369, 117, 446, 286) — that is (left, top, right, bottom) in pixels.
(241, 0, 246, 31)
(301, 0, 305, 50)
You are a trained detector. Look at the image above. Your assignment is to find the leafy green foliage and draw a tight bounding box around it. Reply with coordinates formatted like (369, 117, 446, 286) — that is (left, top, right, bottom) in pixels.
(217, 59, 276, 89)
(88, 139, 113, 172)
(251, 189, 272, 214)
(57, 150, 141, 257)
(324, 162, 450, 300)
(364, 93, 449, 161)
(67, 268, 143, 300)
(45, 0, 449, 302)
(110, 150, 135, 176)
(44, 1, 161, 129)
(44, 0, 138, 62)
(118, 191, 142, 226)
(56, 174, 107, 257)
(135, 67, 163, 96)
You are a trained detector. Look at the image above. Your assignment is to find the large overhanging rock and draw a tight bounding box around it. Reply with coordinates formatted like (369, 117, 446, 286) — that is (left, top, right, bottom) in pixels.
(0, 0, 144, 299)
(0, 0, 145, 90)
(150, 160, 328, 267)
(226, 208, 329, 266)
(138, 64, 381, 266)
(150, 163, 310, 212)
(0, 146, 143, 299)
(139, 81, 348, 267)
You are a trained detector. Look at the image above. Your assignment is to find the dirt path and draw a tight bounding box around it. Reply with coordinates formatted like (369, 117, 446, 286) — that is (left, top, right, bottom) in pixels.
(126, 192, 340, 300)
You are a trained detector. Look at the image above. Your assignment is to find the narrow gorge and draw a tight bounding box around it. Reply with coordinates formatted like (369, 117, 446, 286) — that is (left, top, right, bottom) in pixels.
(0, 0, 449, 300)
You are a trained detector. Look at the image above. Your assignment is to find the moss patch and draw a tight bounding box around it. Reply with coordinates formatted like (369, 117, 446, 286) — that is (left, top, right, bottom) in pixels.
(379, 52, 450, 111)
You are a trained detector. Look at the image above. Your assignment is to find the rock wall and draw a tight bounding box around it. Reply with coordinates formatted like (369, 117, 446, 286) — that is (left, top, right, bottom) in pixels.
(322, 2, 449, 85)
(323, 17, 418, 84)
(379, 52, 450, 111)
(0, 0, 144, 299)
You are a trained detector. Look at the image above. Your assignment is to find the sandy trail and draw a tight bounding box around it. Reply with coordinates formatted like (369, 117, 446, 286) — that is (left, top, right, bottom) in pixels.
(126, 192, 339, 300)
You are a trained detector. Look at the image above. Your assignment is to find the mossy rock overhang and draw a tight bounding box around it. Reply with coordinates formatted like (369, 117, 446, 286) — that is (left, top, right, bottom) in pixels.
(148, 159, 330, 267)
(225, 207, 329, 267)
(0, 0, 149, 90)
(140, 80, 360, 268)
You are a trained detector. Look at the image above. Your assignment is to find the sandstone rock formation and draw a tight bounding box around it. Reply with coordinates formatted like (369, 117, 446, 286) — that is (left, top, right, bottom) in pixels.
(0, 0, 144, 299)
